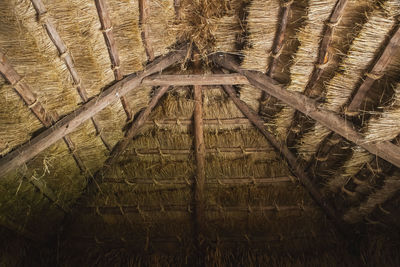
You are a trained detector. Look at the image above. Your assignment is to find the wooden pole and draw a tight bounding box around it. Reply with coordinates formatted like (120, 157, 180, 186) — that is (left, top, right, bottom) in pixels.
(0, 47, 187, 178)
(31, 0, 112, 151)
(217, 79, 346, 232)
(0, 52, 82, 210)
(139, 0, 155, 61)
(346, 25, 400, 114)
(103, 86, 170, 167)
(94, 0, 133, 121)
(211, 53, 400, 169)
(193, 85, 206, 246)
(141, 74, 249, 86)
(101, 176, 292, 185)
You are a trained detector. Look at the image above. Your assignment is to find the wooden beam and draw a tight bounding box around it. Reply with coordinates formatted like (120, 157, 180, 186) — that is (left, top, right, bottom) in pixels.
(0, 47, 187, 178)
(286, 0, 348, 146)
(102, 86, 170, 169)
(0, 51, 84, 209)
(28, 178, 68, 213)
(346, 24, 400, 114)
(212, 53, 400, 169)
(81, 204, 313, 215)
(141, 74, 249, 86)
(139, 0, 155, 61)
(94, 0, 133, 121)
(305, 0, 348, 95)
(267, 0, 293, 77)
(31, 0, 112, 151)
(146, 117, 252, 126)
(193, 85, 206, 243)
(101, 176, 292, 185)
(216, 79, 346, 232)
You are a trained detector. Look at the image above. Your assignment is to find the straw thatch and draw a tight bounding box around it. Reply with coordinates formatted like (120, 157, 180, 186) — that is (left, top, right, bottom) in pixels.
(1, 0, 400, 265)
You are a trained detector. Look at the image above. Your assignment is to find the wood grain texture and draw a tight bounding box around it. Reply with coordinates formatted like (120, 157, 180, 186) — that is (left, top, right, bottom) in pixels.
(139, 0, 155, 61)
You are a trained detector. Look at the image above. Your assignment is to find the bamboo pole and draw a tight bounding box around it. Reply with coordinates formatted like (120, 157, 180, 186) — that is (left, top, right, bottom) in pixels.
(216, 78, 346, 232)
(0, 47, 187, 178)
(212, 53, 400, 170)
(31, 0, 113, 151)
(94, 0, 133, 121)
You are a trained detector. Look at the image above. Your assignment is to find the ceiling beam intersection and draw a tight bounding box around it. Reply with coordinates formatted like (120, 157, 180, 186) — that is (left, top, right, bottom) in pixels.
(0, 47, 187, 179)
(94, 0, 133, 121)
(211, 53, 400, 170)
(214, 69, 347, 233)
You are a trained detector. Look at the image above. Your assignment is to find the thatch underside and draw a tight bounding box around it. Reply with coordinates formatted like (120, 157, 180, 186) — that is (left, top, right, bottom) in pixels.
(1, 0, 400, 265)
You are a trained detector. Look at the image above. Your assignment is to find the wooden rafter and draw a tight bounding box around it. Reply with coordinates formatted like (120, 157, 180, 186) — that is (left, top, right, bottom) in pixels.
(0, 47, 187, 179)
(287, 0, 348, 146)
(139, 0, 155, 61)
(82, 204, 313, 215)
(267, 0, 293, 77)
(102, 86, 170, 168)
(31, 0, 112, 151)
(259, 0, 293, 110)
(141, 73, 249, 86)
(193, 84, 206, 246)
(101, 176, 292, 185)
(212, 53, 400, 169)
(304, 0, 348, 95)
(94, 0, 133, 121)
(307, 24, 400, 176)
(346, 24, 400, 114)
(216, 77, 346, 232)
(0, 51, 81, 210)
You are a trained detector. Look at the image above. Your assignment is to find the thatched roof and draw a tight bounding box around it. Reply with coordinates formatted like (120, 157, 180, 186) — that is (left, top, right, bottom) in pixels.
(1, 0, 400, 265)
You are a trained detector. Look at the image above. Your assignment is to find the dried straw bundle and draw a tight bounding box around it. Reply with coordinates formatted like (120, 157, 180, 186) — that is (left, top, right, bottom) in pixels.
(344, 172, 400, 223)
(107, 0, 147, 75)
(326, 60, 400, 193)
(240, 0, 280, 111)
(297, 0, 398, 161)
(173, 0, 242, 56)
(274, 0, 338, 140)
(148, 0, 177, 57)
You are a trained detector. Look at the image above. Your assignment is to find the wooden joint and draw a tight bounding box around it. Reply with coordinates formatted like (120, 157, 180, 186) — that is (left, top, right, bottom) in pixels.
(37, 11, 50, 24)
(365, 72, 383, 80)
(101, 26, 113, 33)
